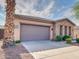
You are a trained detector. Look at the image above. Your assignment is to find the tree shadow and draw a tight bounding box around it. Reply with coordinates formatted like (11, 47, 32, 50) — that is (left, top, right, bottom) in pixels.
(3, 44, 35, 59)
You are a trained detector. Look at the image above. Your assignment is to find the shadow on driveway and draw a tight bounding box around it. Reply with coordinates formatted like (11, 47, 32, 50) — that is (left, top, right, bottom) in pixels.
(0, 41, 34, 59)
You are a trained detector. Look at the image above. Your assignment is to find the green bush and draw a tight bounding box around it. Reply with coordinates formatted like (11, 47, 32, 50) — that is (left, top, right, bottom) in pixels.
(76, 38, 79, 43)
(56, 35, 62, 41)
(66, 38, 72, 44)
(15, 40, 21, 43)
(62, 35, 71, 41)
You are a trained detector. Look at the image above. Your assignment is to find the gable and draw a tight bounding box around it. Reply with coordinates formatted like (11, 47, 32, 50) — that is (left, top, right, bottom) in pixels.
(55, 18, 76, 26)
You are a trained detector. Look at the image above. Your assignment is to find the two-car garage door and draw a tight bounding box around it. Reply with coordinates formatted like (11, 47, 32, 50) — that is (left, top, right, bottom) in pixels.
(21, 24, 50, 41)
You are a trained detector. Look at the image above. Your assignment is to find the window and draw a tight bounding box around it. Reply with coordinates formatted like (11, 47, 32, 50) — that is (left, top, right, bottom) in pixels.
(65, 26, 67, 35)
(60, 25, 63, 35)
(69, 26, 71, 35)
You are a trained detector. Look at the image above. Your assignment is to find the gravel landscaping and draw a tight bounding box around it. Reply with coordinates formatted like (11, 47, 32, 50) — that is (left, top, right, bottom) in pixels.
(0, 41, 34, 59)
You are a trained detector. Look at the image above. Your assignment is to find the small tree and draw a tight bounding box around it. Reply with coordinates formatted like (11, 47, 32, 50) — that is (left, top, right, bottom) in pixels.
(73, 1, 79, 19)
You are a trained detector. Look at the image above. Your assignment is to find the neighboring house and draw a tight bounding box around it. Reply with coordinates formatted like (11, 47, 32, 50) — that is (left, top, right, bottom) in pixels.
(74, 26, 79, 39)
(13, 14, 76, 41)
(0, 25, 4, 40)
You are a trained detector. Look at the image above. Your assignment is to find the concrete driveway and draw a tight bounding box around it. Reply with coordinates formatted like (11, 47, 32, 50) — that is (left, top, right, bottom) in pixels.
(22, 40, 78, 59)
(22, 40, 70, 52)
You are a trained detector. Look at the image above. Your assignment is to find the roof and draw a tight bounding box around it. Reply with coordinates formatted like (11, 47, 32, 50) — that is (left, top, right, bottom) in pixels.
(55, 18, 76, 26)
(14, 14, 54, 23)
(14, 14, 76, 26)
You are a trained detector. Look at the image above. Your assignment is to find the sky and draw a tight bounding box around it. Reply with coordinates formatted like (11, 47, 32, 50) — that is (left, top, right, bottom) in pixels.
(0, 0, 79, 25)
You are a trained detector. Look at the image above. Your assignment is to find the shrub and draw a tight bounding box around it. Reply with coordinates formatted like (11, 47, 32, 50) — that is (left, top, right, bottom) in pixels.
(15, 40, 21, 43)
(66, 38, 72, 44)
(56, 35, 62, 41)
(76, 38, 79, 43)
(62, 35, 71, 41)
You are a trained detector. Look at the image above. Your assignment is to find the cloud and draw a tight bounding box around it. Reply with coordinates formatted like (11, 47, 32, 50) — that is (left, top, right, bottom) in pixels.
(52, 8, 75, 20)
(15, 0, 39, 15)
(60, 8, 79, 25)
(76, 0, 79, 2)
(15, 0, 55, 18)
(0, 0, 5, 8)
(34, 0, 54, 11)
(62, 8, 74, 18)
(29, 1, 54, 18)
(57, 6, 66, 12)
(69, 16, 79, 26)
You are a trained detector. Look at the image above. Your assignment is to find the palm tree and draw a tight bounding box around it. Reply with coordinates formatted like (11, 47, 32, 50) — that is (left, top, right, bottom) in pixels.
(2, 0, 15, 48)
(73, 1, 79, 19)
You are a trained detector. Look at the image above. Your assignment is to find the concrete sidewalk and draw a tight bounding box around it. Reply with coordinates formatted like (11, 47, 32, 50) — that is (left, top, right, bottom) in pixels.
(31, 46, 79, 59)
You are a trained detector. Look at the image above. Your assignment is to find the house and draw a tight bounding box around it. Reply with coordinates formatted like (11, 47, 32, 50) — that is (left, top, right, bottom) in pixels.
(13, 14, 76, 41)
(74, 26, 79, 39)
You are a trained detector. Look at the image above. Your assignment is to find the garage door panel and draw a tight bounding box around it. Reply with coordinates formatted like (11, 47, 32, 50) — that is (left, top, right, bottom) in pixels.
(21, 24, 50, 41)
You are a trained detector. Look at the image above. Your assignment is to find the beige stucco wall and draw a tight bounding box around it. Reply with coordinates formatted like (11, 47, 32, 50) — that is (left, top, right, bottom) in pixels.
(74, 27, 79, 39)
(14, 18, 54, 41)
(55, 20, 75, 38)
(14, 17, 75, 41)
(74, 30, 79, 39)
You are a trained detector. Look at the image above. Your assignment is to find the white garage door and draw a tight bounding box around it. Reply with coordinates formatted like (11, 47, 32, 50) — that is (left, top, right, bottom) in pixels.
(21, 24, 50, 41)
